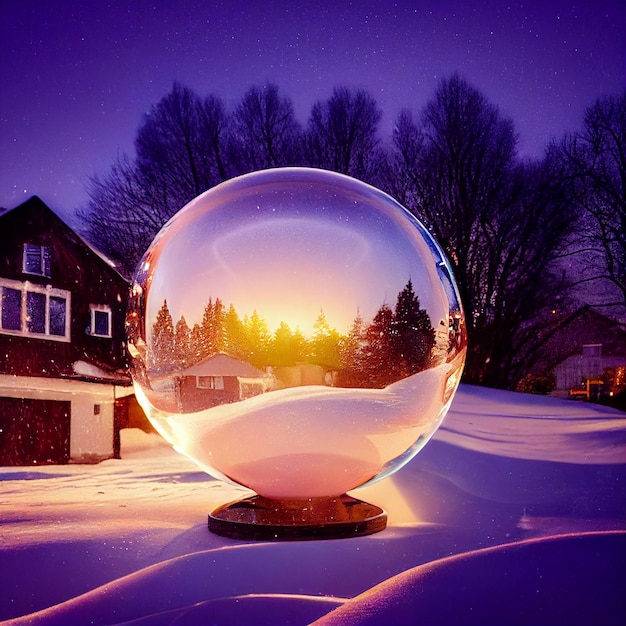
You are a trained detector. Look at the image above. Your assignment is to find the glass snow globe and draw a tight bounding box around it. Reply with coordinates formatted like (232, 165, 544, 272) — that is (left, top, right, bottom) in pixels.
(127, 168, 466, 540)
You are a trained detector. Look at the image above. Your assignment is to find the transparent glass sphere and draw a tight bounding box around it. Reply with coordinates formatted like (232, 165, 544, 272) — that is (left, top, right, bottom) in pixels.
(127, 168, 466, 500)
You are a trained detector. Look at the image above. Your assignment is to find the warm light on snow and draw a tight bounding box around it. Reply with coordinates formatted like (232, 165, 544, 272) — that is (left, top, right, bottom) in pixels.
(164, 365, 452, 498)
(127, 168, 467, 501)
(1, 386, 624, 625)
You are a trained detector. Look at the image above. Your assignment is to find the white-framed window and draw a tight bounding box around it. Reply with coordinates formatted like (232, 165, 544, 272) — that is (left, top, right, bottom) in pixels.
(23, 244, 52, 278)
(89, 304, 112, 337)
(197, 375, 225, 390)
(0, 278, 70, 341)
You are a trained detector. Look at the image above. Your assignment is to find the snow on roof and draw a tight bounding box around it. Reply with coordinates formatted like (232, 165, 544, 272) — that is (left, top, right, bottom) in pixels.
(179, 352, 266, 378)
(72, 360, 131, 385)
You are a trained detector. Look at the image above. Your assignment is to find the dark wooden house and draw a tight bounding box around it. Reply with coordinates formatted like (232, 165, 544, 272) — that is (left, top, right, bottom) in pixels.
(174, 353, 267, 412)
(0, 197, 134, 465)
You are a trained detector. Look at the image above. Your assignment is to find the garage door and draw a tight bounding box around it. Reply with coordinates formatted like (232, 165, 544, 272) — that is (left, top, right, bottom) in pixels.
(0, 398, 71, 465)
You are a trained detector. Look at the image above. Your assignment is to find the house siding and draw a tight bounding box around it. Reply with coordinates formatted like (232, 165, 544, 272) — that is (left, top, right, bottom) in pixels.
(553, 354, 626, 392)
(0, 198, 128, 378)
(178, 375, 240, 412)
(0, 197, 133, 465)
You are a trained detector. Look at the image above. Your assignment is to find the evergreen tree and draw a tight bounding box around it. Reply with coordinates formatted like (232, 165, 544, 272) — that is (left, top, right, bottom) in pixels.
(199, 297, 225, 359)
(212, 298, 225, 352)
(222, 303, 247, 360)
(244, 311, 272, 367)
(362, 303, 396, 387)
(151, 300, 175, 370)
(392, 279, 435, 375)
(272, 321, 296, 367)
(291, 327, 308, 364)
(190, 322, 205, 364)
(173, 315, 191, 370)
(337, 310, 368, 387)
(309, 310, 342, 369)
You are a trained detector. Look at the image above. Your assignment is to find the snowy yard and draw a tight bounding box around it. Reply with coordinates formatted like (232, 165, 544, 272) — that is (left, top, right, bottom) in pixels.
(1, 385, 625, 625)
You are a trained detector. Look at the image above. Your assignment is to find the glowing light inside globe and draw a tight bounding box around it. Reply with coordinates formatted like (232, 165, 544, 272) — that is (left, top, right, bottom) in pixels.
(127, 168, 466, 501)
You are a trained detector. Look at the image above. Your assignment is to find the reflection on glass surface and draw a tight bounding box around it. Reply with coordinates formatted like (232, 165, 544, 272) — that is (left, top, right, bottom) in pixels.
(127, 168, 467, 499)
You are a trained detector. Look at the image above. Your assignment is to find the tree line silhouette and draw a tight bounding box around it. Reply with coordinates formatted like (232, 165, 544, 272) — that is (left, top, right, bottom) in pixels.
(82, 74, 625, 391)
(151, 279, 437, 388)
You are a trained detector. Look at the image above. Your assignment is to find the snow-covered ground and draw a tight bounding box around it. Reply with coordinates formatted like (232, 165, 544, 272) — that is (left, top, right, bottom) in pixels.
(1, 385, 625, 625)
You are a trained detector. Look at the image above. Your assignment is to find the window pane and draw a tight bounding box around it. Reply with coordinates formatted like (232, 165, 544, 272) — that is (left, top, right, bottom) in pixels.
(1, 288, 22, 331)
(23, 244, 51, 277)
(24, 244, 43, 275)
(43, 247, 52, 277)
(50, 296, 67, 336)
(26, 292, 46, 333)
(197, 376, 225, 390)
(94, 310, 109, 336)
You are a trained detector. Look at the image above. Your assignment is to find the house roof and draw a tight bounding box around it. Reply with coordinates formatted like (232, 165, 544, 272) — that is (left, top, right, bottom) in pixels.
(0, 196, 127, 282)
(180, 353, 266, 378)
(0, 196, 131, 384)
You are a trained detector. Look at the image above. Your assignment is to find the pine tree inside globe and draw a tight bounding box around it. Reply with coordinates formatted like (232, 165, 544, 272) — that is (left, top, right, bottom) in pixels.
(126, 168, 467, 540)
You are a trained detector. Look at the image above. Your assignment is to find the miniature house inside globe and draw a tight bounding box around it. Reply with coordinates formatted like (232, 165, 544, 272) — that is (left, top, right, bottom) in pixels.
(127, 168, 466, 539)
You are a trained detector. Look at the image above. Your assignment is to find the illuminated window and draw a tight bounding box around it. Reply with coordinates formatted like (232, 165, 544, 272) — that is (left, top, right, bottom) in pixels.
(89, 305, 112, 337)
(197, 375, 225, 390)
(23, 244, 52, 277)
(0, 278, 70, 341)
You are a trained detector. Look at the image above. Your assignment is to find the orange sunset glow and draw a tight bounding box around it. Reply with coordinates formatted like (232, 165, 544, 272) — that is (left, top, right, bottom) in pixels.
(143, 170, 452, 340)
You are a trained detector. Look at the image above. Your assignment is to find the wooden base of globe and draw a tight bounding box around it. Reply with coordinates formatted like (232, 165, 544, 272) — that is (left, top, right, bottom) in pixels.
(208, 494, 387, 541)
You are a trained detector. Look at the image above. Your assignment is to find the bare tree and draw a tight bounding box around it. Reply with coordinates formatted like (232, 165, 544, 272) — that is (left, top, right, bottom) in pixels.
(554, 92, 626, 315)
(80, 84, 231, 275)
(78, 154, 171, 275)
(79, 77, 599, 393)
(391, 74, 574, 387)
(229, 83, 303, 172)
(479, 158, 575, 386)
(135, 82, 231, 204)
(380, 108, 424, 206)
(305, 86, 383, 182)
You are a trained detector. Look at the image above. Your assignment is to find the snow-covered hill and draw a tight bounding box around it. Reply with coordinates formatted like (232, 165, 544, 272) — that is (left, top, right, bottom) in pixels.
(1, 385, 624, 625)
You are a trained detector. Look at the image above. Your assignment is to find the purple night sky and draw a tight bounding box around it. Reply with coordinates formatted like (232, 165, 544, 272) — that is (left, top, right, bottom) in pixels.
(1, 0, 624, 223)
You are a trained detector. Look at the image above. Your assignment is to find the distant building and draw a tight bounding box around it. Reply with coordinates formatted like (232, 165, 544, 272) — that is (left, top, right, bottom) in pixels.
(0, 197, 134, 465)
(174, 352, 268, 412)
(554, 344, 625, 401)
(539, 307, 626, 401)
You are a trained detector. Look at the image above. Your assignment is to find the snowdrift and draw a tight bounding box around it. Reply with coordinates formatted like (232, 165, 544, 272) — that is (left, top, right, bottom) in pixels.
(0, 385, 624, 625)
